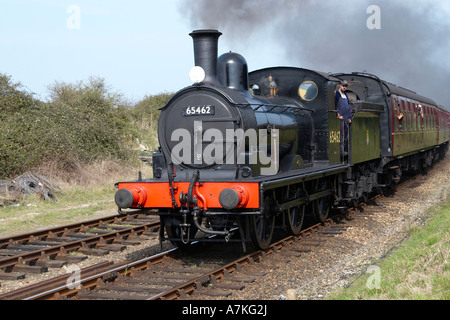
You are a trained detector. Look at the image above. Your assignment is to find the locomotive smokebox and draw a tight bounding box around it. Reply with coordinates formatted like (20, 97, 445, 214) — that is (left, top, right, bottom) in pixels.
(190, 29, 222, 85)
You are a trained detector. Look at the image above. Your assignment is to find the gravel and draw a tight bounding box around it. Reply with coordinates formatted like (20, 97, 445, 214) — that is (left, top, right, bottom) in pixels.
(226, 156, 450, 300)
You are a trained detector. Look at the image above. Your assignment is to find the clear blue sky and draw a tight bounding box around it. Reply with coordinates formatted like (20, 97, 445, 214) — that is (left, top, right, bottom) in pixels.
(0, 0, 286, 102)
(0, 1, 204, 101)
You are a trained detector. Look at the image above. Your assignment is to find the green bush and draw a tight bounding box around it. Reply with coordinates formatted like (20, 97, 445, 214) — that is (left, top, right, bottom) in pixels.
(0, 74, 35, 115)
(46, 77, 137, 165)
(0, 74, 42, 177)
(129, 92, 173, 153)
(0, 73, 174, 180)
(0, 75, 137, 179)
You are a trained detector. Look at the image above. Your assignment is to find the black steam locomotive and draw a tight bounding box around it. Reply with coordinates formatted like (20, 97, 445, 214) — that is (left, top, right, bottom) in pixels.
(115, 30, 450, 251)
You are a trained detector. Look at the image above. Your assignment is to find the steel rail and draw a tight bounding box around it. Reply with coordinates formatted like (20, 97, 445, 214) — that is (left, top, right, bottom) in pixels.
(148, 218, 331, 300)
(7, 214, 339, 300)
(0, 212, 147, 247)
(20, 248, 180, 300)
(0, 216, 159, 270)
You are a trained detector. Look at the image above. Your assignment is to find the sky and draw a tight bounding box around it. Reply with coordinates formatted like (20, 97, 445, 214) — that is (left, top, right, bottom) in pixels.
(0, 0, 285, 102)
(0, 0, 196, 101)
(1, 0, 450, 107)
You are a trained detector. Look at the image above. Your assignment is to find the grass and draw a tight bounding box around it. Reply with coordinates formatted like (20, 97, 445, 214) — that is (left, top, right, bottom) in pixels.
(0, 160, 153, 238)
(329, 194, 450, 300)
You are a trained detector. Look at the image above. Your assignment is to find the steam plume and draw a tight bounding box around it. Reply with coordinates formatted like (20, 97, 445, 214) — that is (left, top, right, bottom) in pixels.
(179, 0, 450, 107)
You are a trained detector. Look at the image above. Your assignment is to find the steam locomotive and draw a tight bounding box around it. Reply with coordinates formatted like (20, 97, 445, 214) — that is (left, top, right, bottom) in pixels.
(115, 30, 450, 251)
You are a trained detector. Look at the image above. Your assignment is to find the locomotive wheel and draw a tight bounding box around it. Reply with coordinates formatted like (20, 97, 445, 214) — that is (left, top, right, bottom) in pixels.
(313, 179, 331, 223)
(285, 205, 305, 235)
(164, 216, 198, 248)
(249, 197, 275, 250)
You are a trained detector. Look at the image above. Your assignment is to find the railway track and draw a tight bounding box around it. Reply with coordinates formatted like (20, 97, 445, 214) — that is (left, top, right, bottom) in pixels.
(0, 210, 354, 300)
(0, 212, 160, 281)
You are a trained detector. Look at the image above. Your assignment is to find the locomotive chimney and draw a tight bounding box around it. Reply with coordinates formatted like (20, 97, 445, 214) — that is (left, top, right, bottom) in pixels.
(189, 29, 222, 85)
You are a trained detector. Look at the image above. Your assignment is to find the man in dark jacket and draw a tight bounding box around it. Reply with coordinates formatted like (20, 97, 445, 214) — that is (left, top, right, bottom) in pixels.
(335, 81, 352, 156)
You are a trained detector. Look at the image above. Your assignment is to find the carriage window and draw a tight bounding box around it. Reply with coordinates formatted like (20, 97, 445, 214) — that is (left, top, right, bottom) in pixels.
(398, 101, 406, 131)
(393, 102, 398, 131)
(298, 81, 318, 101)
